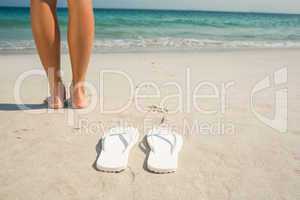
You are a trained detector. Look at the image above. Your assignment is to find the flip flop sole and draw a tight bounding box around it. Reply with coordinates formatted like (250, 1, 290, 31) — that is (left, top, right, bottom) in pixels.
(146, 129, 183, 173)
(96, 127, 139, 173)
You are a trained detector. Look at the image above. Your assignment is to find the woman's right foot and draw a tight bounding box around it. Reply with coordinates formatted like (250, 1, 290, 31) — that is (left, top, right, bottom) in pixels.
(45, 82, 66, 109)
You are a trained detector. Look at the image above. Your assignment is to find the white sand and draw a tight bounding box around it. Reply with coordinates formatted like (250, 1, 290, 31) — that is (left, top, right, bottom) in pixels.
(0, 49, 299, 199)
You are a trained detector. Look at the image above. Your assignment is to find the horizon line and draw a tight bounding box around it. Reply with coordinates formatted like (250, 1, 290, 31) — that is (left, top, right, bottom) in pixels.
(0, 5, 299, 15)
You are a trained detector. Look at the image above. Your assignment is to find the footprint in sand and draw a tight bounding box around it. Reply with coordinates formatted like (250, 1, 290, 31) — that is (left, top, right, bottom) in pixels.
(147, 105, 168, 114)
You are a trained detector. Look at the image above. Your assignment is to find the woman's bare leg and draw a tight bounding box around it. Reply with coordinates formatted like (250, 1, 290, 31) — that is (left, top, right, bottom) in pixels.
(30, 0, 65, 108)
(67, 0, 94, 108)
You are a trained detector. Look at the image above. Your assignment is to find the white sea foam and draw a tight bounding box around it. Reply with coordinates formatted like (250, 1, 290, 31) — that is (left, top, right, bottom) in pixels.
(1, 38, 300, 53)
(93, 38, 300, 49)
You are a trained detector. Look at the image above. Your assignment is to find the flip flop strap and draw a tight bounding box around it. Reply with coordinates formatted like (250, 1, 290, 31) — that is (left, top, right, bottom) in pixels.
(102, 133, 130, 153)
(147, 133, 177, 154)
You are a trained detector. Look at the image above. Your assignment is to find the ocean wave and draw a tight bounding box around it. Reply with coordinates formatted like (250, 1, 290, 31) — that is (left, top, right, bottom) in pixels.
(1, 38, 300, 52)
(0, 40, 36, 51)
(92, 38, 300, 50)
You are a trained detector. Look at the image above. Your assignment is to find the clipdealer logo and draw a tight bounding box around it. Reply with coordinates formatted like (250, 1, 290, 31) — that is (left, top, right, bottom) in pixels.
(250, 67, 288, 133)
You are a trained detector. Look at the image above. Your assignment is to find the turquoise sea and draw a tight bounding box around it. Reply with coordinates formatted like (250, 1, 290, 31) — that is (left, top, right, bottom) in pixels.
(0, 7, 300, 52)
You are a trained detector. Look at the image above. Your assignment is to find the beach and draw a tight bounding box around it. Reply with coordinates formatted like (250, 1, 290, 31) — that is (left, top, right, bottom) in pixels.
(0, 49, 300, 199)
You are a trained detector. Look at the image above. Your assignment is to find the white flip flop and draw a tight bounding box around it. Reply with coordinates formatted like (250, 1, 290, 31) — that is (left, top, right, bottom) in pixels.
(146, 127, 183, 173)
(96, 127, 139, 172)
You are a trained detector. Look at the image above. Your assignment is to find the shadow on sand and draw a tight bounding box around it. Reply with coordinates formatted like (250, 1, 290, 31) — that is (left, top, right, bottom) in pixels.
(138, 136, 152, 173)
(0, 103, 47, 111)
(92, 138, 103, 171)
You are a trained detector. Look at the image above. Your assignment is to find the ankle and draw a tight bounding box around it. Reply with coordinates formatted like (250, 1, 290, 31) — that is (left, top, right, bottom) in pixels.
(71, 81, 85, 93)
(49, 80, 65, 97)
